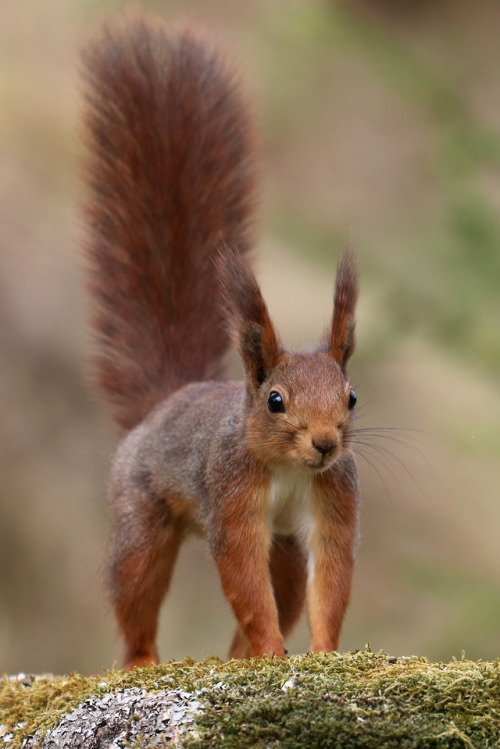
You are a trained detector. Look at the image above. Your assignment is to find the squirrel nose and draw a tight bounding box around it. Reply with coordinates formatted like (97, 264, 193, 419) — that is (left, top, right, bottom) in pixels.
(312, 438, 337, 457)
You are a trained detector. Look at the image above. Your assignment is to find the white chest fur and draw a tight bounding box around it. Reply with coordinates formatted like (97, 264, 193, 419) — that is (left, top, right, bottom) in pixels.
(268, 467, 314, 542)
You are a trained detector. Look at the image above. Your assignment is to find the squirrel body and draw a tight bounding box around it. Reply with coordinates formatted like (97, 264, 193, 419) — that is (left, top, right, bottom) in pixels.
(83, 17, 359, 669)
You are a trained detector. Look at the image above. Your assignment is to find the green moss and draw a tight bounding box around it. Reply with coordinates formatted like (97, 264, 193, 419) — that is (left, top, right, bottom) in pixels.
(2, 651, 500, 748)
(182, 651, 500, 748)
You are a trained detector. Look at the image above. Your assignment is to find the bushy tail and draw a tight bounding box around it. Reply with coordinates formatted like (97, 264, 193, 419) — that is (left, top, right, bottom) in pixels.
(82, 17, 258, 431)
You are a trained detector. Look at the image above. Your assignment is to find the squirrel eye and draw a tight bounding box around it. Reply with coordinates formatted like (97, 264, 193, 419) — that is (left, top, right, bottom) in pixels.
(268, 391, 285, 414)
(348, 389, 357, 411)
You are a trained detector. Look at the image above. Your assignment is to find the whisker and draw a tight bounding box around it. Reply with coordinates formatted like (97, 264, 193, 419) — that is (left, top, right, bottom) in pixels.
(347, 428, 428, 495)
(351, 446, 392, 497)
(350, 425, 426, 441)
(349, 440, 404, 489)
(350, 402, 375, 419)
(349, 427, 430, 465)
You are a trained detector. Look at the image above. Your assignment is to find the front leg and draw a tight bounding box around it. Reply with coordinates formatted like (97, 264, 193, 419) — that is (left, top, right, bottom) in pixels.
(307, 456, 358, 653)
(210, 475, 285, 659)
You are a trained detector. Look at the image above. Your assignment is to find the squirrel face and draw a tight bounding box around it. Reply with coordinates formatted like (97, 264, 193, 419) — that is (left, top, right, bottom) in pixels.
(216, 244, 358, 475)
(245, 351, 355, 473)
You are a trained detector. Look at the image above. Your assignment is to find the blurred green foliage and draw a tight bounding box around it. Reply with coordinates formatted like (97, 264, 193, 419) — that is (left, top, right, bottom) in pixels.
(266, 2, 500, 374)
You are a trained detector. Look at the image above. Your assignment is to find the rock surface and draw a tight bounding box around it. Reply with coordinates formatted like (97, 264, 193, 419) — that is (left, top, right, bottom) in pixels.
(21, 687, 202, 748)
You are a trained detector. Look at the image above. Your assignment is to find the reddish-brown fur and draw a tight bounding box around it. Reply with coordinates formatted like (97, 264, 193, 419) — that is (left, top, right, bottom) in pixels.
(308, 469, 358, 652)
(82, 18, 258, 431)
(82, 17, 359, 668)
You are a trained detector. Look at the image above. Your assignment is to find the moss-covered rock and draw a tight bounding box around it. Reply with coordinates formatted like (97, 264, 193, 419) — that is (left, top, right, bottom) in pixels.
(1, 650, 499, 747)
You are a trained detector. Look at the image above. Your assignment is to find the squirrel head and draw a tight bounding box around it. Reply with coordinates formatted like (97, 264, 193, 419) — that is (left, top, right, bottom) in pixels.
(215, 245, 359, 473)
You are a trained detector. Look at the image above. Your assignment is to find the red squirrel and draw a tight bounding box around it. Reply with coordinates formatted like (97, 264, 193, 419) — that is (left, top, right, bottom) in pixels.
(82, 17, 359, 669)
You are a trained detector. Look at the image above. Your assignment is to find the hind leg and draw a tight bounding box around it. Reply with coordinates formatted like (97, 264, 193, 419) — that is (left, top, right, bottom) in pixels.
(228, 535, 307, 659)
(107, 491, 184, 669)
(270, 534, 308, 641)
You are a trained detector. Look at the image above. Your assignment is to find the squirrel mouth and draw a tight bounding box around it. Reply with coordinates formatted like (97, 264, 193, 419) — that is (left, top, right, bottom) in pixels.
(304, 446, 343, 471)
(304, 456, 335, 471)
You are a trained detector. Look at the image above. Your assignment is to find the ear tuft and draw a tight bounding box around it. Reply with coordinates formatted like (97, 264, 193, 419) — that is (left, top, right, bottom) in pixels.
(330, 249, 359, 369)
(214, 243, 281, 389)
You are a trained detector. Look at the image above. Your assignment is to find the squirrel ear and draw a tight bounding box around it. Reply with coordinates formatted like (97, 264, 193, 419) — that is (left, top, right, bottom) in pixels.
(329, 249, 359, 369)
(215, 243, 281, 390)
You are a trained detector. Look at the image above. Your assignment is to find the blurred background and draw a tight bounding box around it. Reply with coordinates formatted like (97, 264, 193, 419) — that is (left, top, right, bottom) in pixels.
(1, 0, 499, 676)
